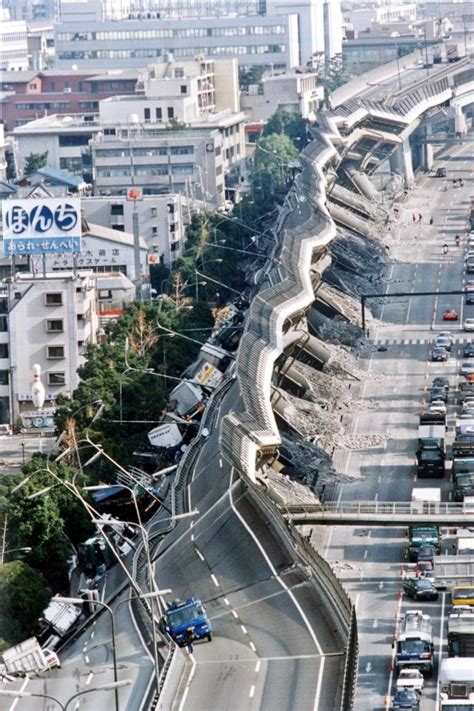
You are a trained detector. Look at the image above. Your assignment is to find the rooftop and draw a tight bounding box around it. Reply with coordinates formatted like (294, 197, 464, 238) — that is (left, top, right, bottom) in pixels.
(33, 166, 85, 188)
(84, 221, 147, 250)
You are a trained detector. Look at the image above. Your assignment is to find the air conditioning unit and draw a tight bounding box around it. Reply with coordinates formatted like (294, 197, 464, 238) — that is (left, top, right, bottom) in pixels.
(63, 87, 72, 93)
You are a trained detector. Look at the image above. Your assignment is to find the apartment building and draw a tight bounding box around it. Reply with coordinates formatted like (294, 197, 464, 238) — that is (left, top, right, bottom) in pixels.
(0, 271, 98, 426)
(81, 194, 185, 267)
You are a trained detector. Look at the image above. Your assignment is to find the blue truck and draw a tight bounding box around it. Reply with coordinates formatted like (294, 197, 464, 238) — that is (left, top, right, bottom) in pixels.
(160, 598, 212, 646)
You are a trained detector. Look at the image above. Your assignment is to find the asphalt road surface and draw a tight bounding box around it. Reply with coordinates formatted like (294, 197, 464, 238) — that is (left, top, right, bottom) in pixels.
(325, 141, 473, 711)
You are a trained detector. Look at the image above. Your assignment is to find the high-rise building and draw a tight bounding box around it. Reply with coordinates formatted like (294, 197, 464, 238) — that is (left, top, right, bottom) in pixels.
(0, 20, 29, 71)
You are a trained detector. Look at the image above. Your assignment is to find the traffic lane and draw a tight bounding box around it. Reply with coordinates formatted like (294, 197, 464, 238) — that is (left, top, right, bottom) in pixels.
(157, 485, 331, 659)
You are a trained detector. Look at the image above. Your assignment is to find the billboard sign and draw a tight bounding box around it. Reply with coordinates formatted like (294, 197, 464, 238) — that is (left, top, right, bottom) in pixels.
(2, 198, 81, 256)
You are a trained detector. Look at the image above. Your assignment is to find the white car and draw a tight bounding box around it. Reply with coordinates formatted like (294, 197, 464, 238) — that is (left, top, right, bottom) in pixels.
(396, 668, 424, 692)
(429, 400, 447, 414)
(464, 319, 474, 331)
(460, 362, 474, 376)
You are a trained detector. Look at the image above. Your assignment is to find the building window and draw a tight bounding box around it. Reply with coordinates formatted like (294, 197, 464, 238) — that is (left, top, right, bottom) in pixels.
(47, 346, 65, 359)
(167, 106, 174, 119)
(46, 319, 64, 332)
(110, 204, 124, 215)
(99, 289, 112, 299)
(0, 371, 9, 386)
(0, 344, 8, 358)
(0, 317, 8, 332)
(113, 225, 125, 232)
(14, 292, 21, 300)
(45, 292, 63, 306)
(48, 372, 65, 386)
(180, 84, 187, 94)
(152, 226, 158, 235)
(144, 107, 151, 121)
(0, 299, 7, 314)
(155, 107, 162, 120)
(170, 146, 193, 155)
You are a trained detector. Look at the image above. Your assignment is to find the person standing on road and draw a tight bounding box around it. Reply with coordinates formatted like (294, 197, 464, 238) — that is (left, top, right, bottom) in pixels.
(412, 213, 416, 223)
(418, 213, 422, 223)
(185, 627, 194, 654)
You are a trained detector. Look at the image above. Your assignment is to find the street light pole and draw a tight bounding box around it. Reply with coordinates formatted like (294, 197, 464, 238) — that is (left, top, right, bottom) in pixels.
(194, 268, 242, 295)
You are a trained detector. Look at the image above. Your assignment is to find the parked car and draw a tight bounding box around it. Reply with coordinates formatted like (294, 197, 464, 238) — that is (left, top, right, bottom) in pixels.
(460, 362, 474, 376)
(0, 424, 12, 436)
(435, 336, 452, 351)
(395, 669, 424, 692)
(416, 544, 437, 563)
(463, 343, 474, 358)
(429, 400, 447, 414)
(443, 308, 459, 321)
(403, 577, 439, 601)
(432, 377, 449, 391)
(392, 687, 421, 709)
(431, 347, 448, 362)
(429, 388, 448, 403)
(435, 167, 446, 178)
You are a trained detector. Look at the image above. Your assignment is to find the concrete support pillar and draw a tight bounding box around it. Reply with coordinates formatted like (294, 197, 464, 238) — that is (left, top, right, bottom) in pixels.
(389, 139, 414, 188)
(345, 164, 379, 200)
(421, 124, 434, 172)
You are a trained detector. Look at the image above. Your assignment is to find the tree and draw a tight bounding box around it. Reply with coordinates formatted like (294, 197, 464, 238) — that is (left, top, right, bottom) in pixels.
(238, 65, 268, 91)
(253, 133, 299, 202)
(321, 54, 353, 104)
(0, 561, 50, 650)
(23, 151, 48, 177)
(263, 108, 309, 149)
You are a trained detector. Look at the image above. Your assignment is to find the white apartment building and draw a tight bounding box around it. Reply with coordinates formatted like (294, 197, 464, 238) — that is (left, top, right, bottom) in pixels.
(54, 12, 299, 70)
(0, 20, 30, 71)
(241, 70, 323, 122)
(1, 271, 98, 426)
(81, 195, 185, 267)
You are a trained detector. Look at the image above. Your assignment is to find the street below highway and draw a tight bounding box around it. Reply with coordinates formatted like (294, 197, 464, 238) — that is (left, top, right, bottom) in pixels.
(324, 141, 473, 711)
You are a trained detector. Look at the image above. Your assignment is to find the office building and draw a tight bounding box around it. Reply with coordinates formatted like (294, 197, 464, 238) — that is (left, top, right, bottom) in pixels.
(0, 20, 29, 72)
(54, 11, 299, 70)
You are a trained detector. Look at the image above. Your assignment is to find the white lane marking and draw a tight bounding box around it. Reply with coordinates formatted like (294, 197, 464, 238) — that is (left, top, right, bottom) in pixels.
(249, 685, 256, 698)
(178, 655, 197, 711)
(86, 672, 93, 686)
(255, 661, 261, 673)
(250, 641, 257, 652)
(74, 702, 80, 711)
(90, 631, 94, 639)
(229, 467, 325, 711)
(241, 625, 248, 635)
(196, 548, 205, 562)
(436, 593, 446, 710)
(9, 677, 29, 711)
(232, 610, 239, 619)
(211, 574, 219, 587)
(191, 533, 195, 541)
(85, 655, 90, 664)
(223, 597, 230, 606)
(354, 593, 360, 611)
(219, 458, 223, 468)
(363, 549, 368, 559)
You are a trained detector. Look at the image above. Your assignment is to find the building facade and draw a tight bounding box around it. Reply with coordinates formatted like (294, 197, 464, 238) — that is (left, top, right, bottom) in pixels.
(54, 12, 300, 70)
(0, 20, 29, 72)
(81, 194, 185, 267)
(241, 70, 322, 122)
(1, 271, 98, 426)
(0, 68, 139, 132)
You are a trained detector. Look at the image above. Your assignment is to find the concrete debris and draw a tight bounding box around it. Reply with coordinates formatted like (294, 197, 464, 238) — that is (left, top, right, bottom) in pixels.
(264, 465, 321, 506)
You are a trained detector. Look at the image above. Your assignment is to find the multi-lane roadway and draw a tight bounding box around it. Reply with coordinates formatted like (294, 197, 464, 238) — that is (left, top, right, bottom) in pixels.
(325, 140, 473, 711)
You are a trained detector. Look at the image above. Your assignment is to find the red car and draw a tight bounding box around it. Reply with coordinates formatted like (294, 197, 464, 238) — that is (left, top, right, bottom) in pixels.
(443, 308, 459, 320)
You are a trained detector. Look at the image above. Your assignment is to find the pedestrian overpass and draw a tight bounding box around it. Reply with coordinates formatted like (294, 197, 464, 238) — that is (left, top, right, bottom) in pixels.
(280, 501, 474, 526)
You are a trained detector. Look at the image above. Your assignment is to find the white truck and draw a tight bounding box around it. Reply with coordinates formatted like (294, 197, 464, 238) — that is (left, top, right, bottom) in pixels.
(42, 596, 82, 637)
(439, 657, 474, 708)
(411, 487, 441, 513)
(0, 637, 59, 677)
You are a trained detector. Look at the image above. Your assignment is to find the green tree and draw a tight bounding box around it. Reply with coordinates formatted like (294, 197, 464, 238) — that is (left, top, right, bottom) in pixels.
(23, 151, 49, 177)
(253, 133, 299, 202)
(263, 108, 309, 149)
(322, 53, 353, 104)
(0, 560, 50, 650)
(238, 64, 268, 91)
